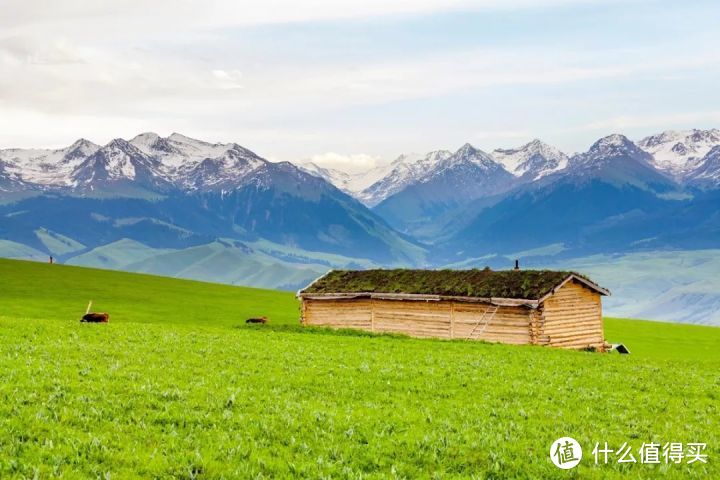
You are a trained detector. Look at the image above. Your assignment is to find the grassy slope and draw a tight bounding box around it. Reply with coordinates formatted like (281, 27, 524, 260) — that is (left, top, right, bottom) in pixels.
(0, 259, 718, 478)
(0, 258, 300, 327)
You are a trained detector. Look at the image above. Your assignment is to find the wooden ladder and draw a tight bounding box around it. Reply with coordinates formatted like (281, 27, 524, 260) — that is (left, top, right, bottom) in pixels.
(467, 305, 498, 340)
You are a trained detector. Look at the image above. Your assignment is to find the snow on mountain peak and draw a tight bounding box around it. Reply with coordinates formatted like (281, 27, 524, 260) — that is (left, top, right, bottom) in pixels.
(492, 139, 568, 179)
(70, 138, 155, 184)
(68, 138, 99, 150)
(354, 149, 453, 206)
(0, 133, 273, 192)
(425, 150, 452, 163)
(166, 132, 219, 149)
(638, 128, 720, 177)
(563, 134, 670, 189)
(106, 138, 136, 151)
(576, 134, 651, 166)
(593, 133, 634, 150)
(455, 143, 480, 158)
(130, 132, 161, 150)
(686, 145, 720, 188)
(449, 143, 497, 169)
(63, 138, 100, 163)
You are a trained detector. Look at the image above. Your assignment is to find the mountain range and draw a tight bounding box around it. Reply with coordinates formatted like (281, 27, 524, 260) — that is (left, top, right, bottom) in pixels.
(2, 129, 720, 324)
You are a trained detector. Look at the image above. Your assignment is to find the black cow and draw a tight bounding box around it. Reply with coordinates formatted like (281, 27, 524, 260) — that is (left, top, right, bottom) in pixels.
(245, 316, 268, 324)
(81, 313, 110, 323)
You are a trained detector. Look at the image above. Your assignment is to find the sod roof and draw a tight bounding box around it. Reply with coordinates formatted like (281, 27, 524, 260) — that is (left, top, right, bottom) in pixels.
(300, 269, 607, 300)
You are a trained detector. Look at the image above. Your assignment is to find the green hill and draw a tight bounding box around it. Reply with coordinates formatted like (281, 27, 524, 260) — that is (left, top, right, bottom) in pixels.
(0, 258, 299, 327)
(0, 259, 718, 478)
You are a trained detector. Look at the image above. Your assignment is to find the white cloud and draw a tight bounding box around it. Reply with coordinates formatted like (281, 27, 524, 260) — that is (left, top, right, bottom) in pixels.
(0, 1, 607, 32)
(564, 112, 720, 133)
(306, 152, 382, 173)
(0, 0, 717, 160)
(211, 69, 244, 89)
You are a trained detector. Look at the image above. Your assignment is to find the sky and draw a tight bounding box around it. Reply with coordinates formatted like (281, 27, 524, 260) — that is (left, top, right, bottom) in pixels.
(1, 0, 719, 172)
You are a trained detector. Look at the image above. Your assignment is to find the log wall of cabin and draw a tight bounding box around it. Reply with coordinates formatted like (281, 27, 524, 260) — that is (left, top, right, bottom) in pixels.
(537, 280, 605, 350)
(302, 298, 533, 344)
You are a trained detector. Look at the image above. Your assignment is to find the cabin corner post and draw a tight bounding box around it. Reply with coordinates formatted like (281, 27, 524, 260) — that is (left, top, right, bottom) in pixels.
(529, 308, 538, 345)
(599, 294, 607, 352)
(370, 298, 375, 333)
(300, 297, 307, 325)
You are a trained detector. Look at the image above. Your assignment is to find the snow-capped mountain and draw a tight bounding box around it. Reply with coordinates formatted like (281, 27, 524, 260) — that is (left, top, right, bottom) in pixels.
(570, 133, 652, 167)
(0, 138, 100, 187)
(0, 133, 271, 194)
(302, 140, 569, 206)
(378, 143, 513, 202)
(299, 160, 397, 201)
(129, 132, 268, 190)
(5, 130, 718, 201)
(686, 145, 720, 188)
(130, 132, 241, 168)
(299, 162, 353, 192)
(638, 129, 720, 178)
(0, 133, 425, 265)
(564, 134, 676, 192)
(70, 138, 170, 193)
(358, 150, 452, 207)
(372, 143, 516, 234)
(298, 162, 381, 197)
(491, 139, 568, 181)
(429, 143, 510, 179)
(439, 134, 690, 264)
(0, 160, 23, 192)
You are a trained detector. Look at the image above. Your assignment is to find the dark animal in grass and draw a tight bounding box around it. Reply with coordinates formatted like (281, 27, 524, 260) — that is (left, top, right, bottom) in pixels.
(81, 313, 109, 323)
(245, 316, 268, 324)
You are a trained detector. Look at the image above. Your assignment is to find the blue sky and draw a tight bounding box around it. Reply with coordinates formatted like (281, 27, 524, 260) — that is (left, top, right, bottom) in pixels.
(1, 0, 718, 170)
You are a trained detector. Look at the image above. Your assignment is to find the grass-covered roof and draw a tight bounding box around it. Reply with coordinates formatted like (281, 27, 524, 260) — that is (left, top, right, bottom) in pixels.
(301, 268, 604, 300)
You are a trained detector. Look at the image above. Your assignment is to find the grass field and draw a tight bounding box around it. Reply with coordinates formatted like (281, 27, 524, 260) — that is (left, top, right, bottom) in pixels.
(0, 258, 718, 478)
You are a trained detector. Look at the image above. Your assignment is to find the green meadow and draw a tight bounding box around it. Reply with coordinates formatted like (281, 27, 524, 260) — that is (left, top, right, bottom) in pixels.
(0, 258, 718, 478)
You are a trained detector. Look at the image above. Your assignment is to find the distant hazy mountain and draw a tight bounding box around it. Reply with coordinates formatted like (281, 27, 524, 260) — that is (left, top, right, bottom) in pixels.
(303, 140, 569, 208)
(439, 134, 690, 260)
(298, 162, 390, 199)
(299, 130, 720, 206)
(299, 162, 356, 195)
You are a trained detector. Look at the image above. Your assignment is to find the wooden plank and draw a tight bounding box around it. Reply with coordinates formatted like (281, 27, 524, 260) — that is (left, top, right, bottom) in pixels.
(450, 301, 455, 339)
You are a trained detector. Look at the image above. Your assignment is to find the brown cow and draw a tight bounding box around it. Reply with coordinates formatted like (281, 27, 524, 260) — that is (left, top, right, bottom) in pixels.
(245, 316, 268, 324)
(81, 313, 109, 323)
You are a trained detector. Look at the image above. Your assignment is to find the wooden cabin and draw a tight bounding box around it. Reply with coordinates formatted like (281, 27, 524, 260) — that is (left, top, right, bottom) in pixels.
(298, 268, 610, 351)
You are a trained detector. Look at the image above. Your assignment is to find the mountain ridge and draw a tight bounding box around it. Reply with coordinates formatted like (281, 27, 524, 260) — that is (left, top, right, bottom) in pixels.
(2, 129, 720, 324)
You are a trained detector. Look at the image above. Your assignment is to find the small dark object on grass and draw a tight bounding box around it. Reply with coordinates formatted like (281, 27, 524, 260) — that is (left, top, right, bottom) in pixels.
(246, 316, 268, 324)
(81, 313, 109, 323)
(610, 343, 630, 354)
